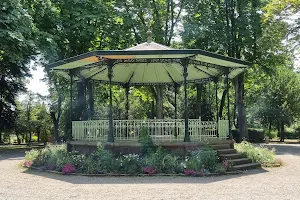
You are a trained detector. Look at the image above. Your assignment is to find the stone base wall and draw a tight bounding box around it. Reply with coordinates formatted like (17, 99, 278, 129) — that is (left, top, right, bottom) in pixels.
(68, 140, 234, 155)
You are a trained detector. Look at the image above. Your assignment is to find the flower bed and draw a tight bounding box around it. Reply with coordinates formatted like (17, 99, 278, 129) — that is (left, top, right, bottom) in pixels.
(23, 145, 236, 176)
(234, 141, 281, 167)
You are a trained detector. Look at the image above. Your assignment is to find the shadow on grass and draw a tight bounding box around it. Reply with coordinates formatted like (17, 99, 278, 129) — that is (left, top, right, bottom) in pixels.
(22, 167, 269, 185)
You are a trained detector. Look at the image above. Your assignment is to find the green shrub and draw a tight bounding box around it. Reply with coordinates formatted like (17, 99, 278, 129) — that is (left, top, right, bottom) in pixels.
(143, 146, 181, 173)
(235, 141, 275, 163)
(119, 154, 143, 174)
(31, 135, 38, 142)
(232, 129, 265, 143)
(144, 146, 166, 172)
(90, 147, 120, 173)
(24, 145, 72, 170)
(284, 128, 298, 139)
(24, 144, 221, 175)
(186, 146, 218, 172)
(265, 131, 277, 139)
(139, 127, 154, 155)
(24, 149, 40, 163)
(248, 129, 265, 143)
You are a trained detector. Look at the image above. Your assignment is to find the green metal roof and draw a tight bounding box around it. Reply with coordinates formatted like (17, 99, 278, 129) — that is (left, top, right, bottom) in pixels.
(47, 41, 251, 85)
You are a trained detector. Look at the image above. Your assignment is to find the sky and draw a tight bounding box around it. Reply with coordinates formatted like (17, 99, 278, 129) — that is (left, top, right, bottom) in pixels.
(26, 65, 49, 96)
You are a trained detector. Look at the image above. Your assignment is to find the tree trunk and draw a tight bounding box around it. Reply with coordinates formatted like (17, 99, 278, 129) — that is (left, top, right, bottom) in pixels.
(15, 133, 21, 145)
(219, 87, 228, 119)
(27, 132, 32, 145)
(155, 85, 164, 119)
(50, 112, 60, 143)
(37, 131, 40, 142)
(280, 122, 285, 142)
(50, 93, 62, 143)
(236, 74, 248, 141)
(151, 100, 155, 119)
(196, 83, 203, 118)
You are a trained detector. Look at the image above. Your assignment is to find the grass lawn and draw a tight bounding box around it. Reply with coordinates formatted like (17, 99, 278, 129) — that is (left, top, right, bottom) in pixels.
(0, 144, 45, 151)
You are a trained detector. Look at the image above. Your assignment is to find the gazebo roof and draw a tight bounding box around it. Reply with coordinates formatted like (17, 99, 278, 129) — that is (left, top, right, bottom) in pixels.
(47, 41, 251, 85)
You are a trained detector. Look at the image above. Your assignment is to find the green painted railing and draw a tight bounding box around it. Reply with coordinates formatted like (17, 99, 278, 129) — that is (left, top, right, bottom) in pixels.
(72, 119, 229, 142)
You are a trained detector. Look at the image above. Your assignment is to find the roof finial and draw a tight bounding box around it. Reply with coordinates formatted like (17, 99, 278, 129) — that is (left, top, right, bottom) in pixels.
(147, 29, 152, 43)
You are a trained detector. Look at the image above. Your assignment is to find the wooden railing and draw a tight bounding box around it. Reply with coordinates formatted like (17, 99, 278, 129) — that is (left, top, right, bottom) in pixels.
(72, 119, 229, 142)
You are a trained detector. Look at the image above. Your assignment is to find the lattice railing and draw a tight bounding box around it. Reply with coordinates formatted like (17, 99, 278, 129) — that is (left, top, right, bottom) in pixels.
(113, 119, 185, 142)
(189, 119, 218, 141)
(72, 120, 108, 141)
(72, 119, 229, 142)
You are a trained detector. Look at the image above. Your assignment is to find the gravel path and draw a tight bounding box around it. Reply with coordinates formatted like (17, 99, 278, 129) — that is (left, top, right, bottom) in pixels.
(1, 144, 300, 200)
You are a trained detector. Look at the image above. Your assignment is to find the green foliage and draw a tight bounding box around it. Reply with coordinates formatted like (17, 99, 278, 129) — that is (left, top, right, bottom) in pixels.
(186, 146, 218, 172)
(251, 67, 300, 141)
(24, 149, 40, 163)
(31, 136, 38, 142)
(248, 129, 265, 143)
(25, 145, 71, 170)
(235, 141, 275, 163)
(139, 127, 154, 155)
(284, 128, 299, 139)
(144, 147, 182, 173)
(119, 154, 143, 174)
(0, 0, 37, 131)
(265, 131, 277, 140)
(25, 145, 226, 174)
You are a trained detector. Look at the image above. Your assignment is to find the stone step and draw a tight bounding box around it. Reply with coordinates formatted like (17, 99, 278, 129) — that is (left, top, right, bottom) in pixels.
(210, 144, 231, 150)
(232, 163, 261, 170)
(216, 149, 237, 154)
(219, 153, 244, 160)
(228, 158, 252, 165)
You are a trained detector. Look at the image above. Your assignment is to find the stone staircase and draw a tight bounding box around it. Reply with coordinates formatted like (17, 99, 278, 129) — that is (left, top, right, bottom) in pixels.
(210, 142, 261, 170)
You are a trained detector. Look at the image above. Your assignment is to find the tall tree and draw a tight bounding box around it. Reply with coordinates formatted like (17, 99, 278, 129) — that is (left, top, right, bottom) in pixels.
(0, 0, 37, 131)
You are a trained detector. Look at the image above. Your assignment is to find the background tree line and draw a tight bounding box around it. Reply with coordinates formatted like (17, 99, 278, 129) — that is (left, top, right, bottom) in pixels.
(0, 0, 299, 143)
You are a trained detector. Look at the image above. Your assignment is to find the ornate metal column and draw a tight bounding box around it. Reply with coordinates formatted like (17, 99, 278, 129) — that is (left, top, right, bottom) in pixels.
(124, 84, 130, 120)
(226, 73, 232, 139)
(87, 80, 94, 119)
(107, 61, 114, 142)
(215, 79, 219, 121)
(174, 83, 178, 137)
(182, 59, 190, 142)
(174, 83, 178, 120)
(69, 70, 73, 140)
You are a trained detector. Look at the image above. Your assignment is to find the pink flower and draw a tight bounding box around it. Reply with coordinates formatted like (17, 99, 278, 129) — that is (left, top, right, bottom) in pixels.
(184, 169, 197, 176)
(23, 161, 33, 168)
(62, 164, 76, 174)
(222, 160, 229, 168)
(144, 167, 157, 175)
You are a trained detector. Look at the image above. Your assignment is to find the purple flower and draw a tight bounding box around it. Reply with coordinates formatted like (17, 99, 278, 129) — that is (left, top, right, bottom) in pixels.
(222, 160, 229, 168)
(62, 164, 76, 174)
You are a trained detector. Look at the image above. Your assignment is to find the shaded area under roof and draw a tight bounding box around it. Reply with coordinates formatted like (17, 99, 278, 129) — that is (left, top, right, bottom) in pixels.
(47, 41, 251, 85)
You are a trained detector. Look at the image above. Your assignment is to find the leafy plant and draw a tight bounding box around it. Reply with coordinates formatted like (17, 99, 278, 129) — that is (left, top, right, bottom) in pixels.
(90, 147, 120, 173)
(119, 154, 142, 174)
(235, 141, 275, 164)
(139, 127, 154, 156)
(186, 146, 218, 172)
(144, 146, 166, 173)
